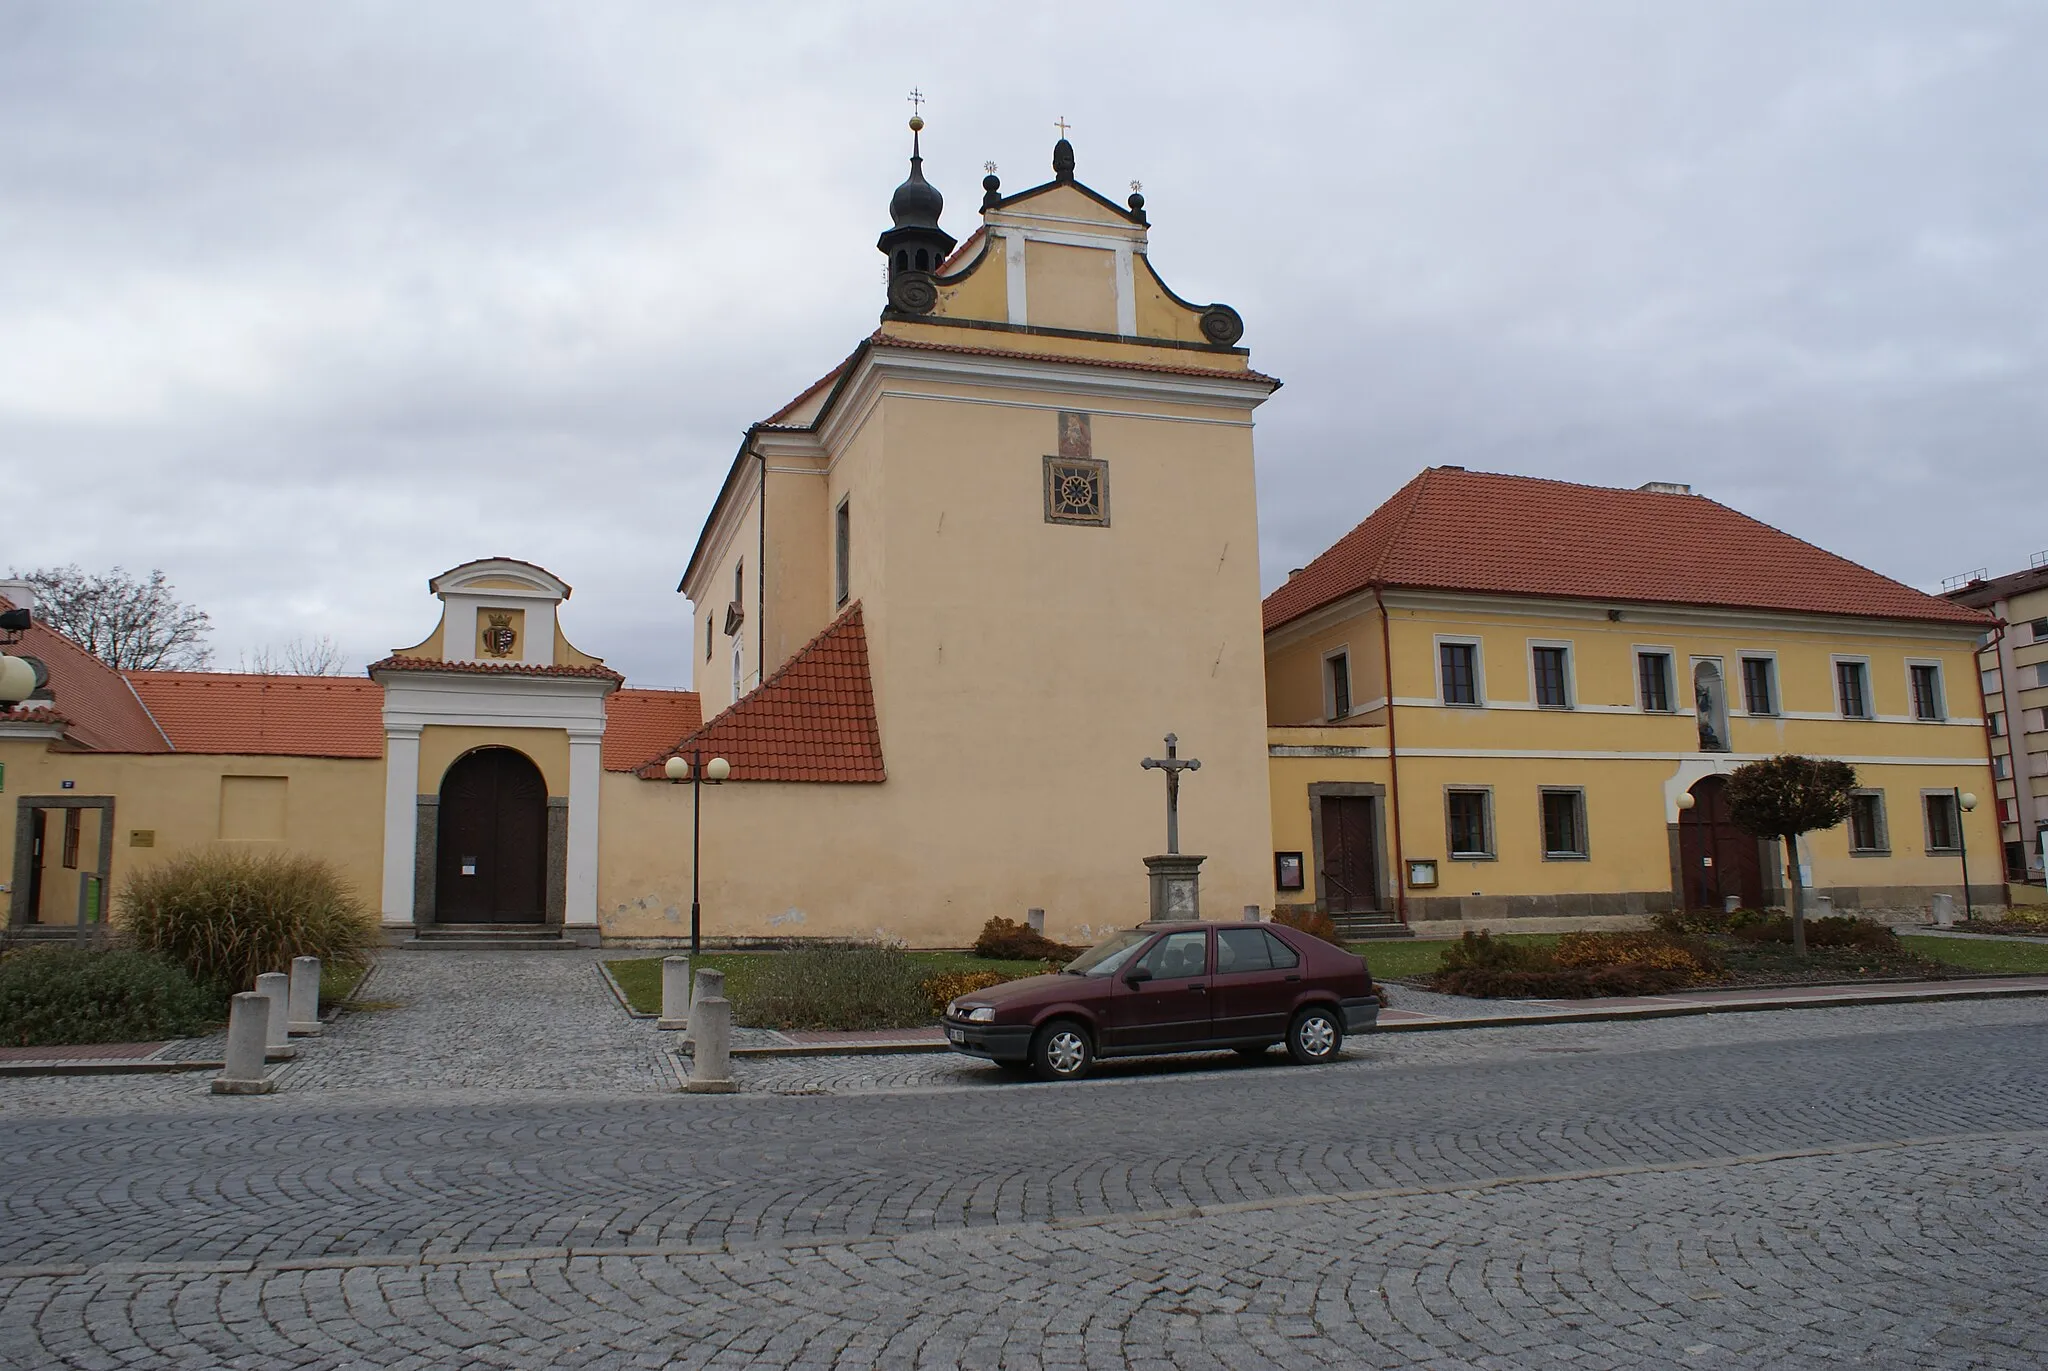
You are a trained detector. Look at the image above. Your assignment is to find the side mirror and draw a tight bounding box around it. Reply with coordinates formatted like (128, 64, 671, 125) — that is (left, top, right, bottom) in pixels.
(1123, 967, 1152, 986)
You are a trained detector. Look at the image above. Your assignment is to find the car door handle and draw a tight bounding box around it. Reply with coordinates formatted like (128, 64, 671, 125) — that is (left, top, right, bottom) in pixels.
(1284, 975, 1300, 983)
(1189, 984, 1206, 992)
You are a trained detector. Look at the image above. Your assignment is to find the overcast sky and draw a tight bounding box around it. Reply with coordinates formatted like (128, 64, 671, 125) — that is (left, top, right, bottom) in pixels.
(5, 2, 2044, 687)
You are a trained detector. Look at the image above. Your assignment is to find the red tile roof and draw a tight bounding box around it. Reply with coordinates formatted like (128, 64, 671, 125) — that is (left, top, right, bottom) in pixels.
(125, 672, 385, 758)
(0, 597, 169, 753)
(637, 604, 884, 783)
(366, 656, 624, 682)
(1263, 468, 1992, 633)
(603, 688, 704, 772)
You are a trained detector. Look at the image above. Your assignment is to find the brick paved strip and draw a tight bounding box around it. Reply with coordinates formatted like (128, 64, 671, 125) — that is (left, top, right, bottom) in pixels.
(1, 1126, 2037, 1284)
(0, 1042, 167, 1062)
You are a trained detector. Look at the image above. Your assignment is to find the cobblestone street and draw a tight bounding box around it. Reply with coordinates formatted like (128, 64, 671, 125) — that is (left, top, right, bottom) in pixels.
(1, 952, 2044, 1369)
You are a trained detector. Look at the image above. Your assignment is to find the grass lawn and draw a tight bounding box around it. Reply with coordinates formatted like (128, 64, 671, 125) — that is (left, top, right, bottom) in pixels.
(1350, 934, 1559, 983)
(1900, 935, 2048, 975)
(320, 960, 370, 1010)
(606, 950, 1050, 1017)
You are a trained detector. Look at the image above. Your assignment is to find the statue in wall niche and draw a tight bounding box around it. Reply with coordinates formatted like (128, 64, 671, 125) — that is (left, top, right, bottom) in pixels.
(1696, 683, 1722, 752)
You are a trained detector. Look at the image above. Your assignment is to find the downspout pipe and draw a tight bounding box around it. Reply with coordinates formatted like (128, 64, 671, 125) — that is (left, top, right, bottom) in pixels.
(1375, 586, 1408, 924)
(756, 447, 767, 693)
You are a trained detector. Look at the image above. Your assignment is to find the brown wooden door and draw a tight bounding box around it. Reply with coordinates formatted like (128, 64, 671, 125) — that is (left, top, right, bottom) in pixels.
(1677, 777, 1765, 910)
(435, 748, 548, 924)
(1321, 796, 1380, 915)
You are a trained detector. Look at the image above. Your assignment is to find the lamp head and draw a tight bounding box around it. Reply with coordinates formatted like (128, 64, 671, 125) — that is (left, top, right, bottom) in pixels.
(704, 757, 731, 783)
(663, 755, 689, 782)
(1675, 792, 1696, 811)
(1959, 792, 1978, 811)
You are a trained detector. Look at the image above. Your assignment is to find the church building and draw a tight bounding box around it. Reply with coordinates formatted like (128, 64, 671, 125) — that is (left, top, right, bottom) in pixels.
(0, 119, 2007, 947)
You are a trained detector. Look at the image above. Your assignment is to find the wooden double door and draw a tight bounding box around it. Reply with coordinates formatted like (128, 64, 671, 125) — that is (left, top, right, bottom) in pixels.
(435, 748, 548, 924)
(1321, 795, 1381, 915)
(1677, 776, 1765, 910)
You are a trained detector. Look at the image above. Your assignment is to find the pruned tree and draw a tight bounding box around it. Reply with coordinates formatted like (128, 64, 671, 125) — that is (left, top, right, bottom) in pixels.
(1725, 754, 1859, 957)
(247, 636, 351, 676)
(9, 565, 213, 670)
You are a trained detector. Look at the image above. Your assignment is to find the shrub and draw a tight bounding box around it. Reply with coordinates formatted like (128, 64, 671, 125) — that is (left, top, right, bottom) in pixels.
(1722, 913, 1899, 953)
(921, 969, 1021, 1015)
(120, 848, 377, 995)
(1553, 931, 1721, 985)
(0, 947, 221, 1047)
(973, 917, 1082, 963)
(1437, 930, 1549, 973)
(1269, 907, 1346, 947)
(738, 947, 937, 1031)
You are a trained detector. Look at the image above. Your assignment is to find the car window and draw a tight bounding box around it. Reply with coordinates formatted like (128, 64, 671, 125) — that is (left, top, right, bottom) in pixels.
(1136, 930, 1209, 980)
(1066, 929, 1151, 977)
(1261, 931, 1301, 969)
(1215, 927, 1272, 974)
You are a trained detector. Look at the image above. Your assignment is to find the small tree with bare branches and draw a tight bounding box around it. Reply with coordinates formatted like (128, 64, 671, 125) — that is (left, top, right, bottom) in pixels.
(1725, 754, 1858, 957)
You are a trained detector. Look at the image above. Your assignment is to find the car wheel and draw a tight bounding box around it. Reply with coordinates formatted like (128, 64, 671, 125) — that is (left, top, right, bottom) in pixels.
(1286, 1007, 1342, 1065)
(1030, 1021, 1094, 1082)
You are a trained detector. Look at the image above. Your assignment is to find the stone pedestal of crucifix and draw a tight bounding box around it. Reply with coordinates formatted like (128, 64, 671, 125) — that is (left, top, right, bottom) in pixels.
(1141, 734, 1204, 920)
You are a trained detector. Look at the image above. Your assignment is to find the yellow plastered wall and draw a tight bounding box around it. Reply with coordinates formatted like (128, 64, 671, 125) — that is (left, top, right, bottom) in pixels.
(1266, 606, 1390, 725)
(1023, 240, 1117, 333)
(417, 727, 569, 797)
(0, 741, 384, 925)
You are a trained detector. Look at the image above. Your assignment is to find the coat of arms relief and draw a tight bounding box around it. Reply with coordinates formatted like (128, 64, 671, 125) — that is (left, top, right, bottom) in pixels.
(482, 613, 518, 658)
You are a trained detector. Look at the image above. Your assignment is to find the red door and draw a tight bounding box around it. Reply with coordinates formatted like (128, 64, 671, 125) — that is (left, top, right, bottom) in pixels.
(1211, 926, 1300, 1040)
(1677, 777, 1765, 910)
(1321, 796, 1379, 915)
(1099, 928, 1212, 1052)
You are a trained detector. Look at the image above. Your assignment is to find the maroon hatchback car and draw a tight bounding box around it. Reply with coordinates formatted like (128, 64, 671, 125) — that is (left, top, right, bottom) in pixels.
(942, 920, 1378, 1081)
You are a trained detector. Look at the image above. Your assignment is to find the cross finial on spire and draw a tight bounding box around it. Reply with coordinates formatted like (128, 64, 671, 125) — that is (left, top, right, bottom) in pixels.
(908, 88, 925, 115)
(1054, 115, 1071, 138)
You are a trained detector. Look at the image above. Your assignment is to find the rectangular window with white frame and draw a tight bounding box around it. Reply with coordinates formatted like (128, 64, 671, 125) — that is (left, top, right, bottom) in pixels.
(1989, 710, 2004, 738)
(1636, 649, 1674, 712)
(1992, 754, 2010, 780)
(1922, 790, 1961, 852)
(1529, 642, 1573, 709)
(1539, 788, 1589, 859)
(1437, 637, 1483, 707)
(1906, 660, 1945, 721)
(1739, 654, 1778, 716)
(1847, 790, 1889, 855)
(1445, 788, 1494, 859)
(1324, 648, 1352, 721)
(1834, 656, 1873, 720)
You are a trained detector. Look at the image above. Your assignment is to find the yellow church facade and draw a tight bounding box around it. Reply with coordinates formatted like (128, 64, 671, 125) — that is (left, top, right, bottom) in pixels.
(0, 123, 2006, 948)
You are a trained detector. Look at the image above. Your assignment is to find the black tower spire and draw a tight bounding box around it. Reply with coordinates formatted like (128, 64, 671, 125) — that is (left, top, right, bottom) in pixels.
(878, 115, 955, 314)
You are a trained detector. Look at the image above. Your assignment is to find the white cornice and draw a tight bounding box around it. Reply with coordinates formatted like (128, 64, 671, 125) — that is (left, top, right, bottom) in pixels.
(679, 460, 761, 605)
(379, 672, 612, 735)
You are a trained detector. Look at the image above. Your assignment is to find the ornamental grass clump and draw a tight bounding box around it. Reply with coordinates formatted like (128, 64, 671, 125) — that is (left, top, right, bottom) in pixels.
(972, 917, 1082, 963)
(920, 969, 1016, 1016)
(0, 947, 220, 1047)
(738, 946, 937, 1032)
(119, 848, 376, 996)
(1269, 907, 1346, 947)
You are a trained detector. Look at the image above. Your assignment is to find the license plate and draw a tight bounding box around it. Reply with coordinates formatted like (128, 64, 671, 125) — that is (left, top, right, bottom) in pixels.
(946, 1028, 964, 1043)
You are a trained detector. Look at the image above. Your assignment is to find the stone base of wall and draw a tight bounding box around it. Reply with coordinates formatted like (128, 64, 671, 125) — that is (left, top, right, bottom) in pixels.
(1405, 913, 1653, 939)
(1405, 891, 1673, 923)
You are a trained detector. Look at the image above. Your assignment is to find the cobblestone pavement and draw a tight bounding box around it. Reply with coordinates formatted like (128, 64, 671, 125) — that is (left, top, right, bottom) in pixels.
(1, 970, 2044, 1370)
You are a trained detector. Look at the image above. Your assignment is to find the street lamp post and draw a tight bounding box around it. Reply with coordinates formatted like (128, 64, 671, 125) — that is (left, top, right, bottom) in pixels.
(664, 750, 730, 956)
(1955, 788, 1978, 924)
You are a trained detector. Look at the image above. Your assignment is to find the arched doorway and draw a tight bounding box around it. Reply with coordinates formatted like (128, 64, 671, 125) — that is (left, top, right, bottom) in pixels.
(435, 747, 547, 924)
(1677, 775, 1765, 910)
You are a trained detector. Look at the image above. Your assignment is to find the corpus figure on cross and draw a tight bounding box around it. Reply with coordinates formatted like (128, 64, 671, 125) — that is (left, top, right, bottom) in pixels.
(1140, 733, 1201, 856)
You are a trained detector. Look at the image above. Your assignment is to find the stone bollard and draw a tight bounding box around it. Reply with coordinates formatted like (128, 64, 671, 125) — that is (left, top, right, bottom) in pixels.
(683, 968, 725, 1046)
(1812, 895, 1834, 919)
(683, 995, 738, 1093)
(212, 992, 277, 1095)
(1932, 892, 1956, 928)
(1243, 904, 1262, 923)
(288, 956, 323, 1037)
(1723, 895, 1741, 914)
(658, 955, 691, 1031)
(255, 972, 297, 1061)
(1026, 908, 1045, 933)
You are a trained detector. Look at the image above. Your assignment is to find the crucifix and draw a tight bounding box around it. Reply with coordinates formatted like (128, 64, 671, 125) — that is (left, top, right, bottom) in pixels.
(1140, 733, 1201, 855)
(1054, 115, 1071, 138)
